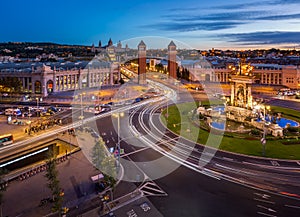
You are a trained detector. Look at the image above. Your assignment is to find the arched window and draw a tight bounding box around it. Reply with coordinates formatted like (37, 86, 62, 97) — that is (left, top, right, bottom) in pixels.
(34, 80, 41, 94)
(205, 74, 210, 82)
(47, 80, 53, 93)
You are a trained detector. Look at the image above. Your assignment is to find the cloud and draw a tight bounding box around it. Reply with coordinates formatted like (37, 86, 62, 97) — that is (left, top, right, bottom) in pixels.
(219, 31, 300, 45)
(211, 0, 300, 10)
(143, 21, 246, 32)
(145, 1, 300, 36)
(273, 0, 300, 4)
(211, 1, 272, 10)
(257, 13, 300, 20)
(170, 11, 265, 22)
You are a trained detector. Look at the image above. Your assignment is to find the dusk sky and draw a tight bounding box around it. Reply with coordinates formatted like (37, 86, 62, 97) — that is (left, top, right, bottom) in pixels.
(2, 0, 300, 50)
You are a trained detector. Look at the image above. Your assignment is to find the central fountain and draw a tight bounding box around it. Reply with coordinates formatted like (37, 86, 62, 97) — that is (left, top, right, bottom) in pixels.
(197, 57, 299, 137)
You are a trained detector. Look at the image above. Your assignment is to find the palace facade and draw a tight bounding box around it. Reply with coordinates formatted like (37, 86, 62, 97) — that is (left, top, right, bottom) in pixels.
(186, 61, 300, 89)
(0, 60, 120, 97)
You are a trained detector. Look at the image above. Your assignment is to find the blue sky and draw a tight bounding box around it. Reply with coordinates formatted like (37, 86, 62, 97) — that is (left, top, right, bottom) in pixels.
(1, 0, 300, 49)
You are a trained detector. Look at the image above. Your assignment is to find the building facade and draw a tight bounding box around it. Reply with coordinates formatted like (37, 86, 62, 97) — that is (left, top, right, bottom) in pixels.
(186, 62, 300, 89)
(0, 60, 120, 97)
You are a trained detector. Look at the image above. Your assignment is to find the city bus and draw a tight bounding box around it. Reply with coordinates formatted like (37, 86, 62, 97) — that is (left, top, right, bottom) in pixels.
(0, 134, 13, 146)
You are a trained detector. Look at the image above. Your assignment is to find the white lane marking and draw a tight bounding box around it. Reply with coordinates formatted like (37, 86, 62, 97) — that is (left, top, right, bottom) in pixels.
(215, 163, 236, 171)
(242, 161, 299, 170)
(254, 193, 271, 199)
(285, 204, 300, 209)
(121, 147, 149, 158)
(223, 157, 234, 161)
(270, 161, 280, 166)
(254, 198, 275, 204)
(257, 205, 276, 213)
(297, 161, 300, 166)
(257, 212, 277, 217)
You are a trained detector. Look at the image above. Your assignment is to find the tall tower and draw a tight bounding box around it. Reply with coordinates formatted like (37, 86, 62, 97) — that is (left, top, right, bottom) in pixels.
(138, 40, 146, 84)
(168, 41, 177, 79)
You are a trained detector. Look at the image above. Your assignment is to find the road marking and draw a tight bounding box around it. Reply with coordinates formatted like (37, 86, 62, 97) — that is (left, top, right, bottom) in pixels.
(254, 198, 275, 204)
(215, 163, 236, 171)
(222, 157, 234, 161)
(139, 181, 167, 196)
(121, 147, 149, 158)
(297, 161, 300, 166)
(285, 204, 300, 209)
(254, 193, 271, 199)
(270, 161, 280, 166)
(257, 211, 277, 217)
(257, 205, 276, 213)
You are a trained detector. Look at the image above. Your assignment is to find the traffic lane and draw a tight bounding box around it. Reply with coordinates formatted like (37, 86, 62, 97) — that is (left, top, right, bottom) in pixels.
(94, 115, 149, 155)
(126, 147, 255, 217)
(269, 99, 300, 111)
(152, 164, 300, 217)
(125, 139, 300, 217)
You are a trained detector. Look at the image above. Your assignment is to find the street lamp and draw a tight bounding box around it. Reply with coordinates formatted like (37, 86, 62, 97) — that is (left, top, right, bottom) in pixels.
(36, 97, 39, 109)
(79, 92, 86, 122)
(112, 112, 124, 171)
(261, 122, 270, 157)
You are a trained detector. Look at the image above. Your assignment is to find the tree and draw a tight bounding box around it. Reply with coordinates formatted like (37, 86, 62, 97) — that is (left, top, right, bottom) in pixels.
(176, 67, 181, 79)
(91, 137, 117, 189)
(45, 150, 63, 215)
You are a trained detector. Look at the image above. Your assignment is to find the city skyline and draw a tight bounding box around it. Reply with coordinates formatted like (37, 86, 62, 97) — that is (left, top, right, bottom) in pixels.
(2, 0, 300, 50)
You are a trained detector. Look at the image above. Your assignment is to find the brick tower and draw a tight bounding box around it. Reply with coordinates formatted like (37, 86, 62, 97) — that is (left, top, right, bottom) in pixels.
(168, 41, 177, 79)
(138, 40, 146, 84)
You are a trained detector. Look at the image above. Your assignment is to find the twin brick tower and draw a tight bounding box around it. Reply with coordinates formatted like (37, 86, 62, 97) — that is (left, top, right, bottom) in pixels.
(137, 40, 177, 84)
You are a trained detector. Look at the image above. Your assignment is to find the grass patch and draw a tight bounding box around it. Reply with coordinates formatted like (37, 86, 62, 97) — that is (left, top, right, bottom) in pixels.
(161, 102, 300, 160)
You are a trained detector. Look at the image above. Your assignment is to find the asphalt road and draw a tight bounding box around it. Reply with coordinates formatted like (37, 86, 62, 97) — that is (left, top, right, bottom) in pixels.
(94, 107, 300, 217)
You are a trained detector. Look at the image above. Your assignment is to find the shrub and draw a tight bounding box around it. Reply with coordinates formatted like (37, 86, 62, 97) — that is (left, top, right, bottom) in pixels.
(251, 129, 261, 136)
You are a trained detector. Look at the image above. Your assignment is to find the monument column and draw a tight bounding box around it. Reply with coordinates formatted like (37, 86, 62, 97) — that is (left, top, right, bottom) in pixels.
(230, 82, 235, 105)
(248, 85, 252, 108)
(138, 40, 146, 84)
(168, 41, 177, 79)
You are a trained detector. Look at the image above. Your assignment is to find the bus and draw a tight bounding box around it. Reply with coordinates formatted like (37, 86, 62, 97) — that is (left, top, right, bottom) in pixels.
(0, 134, 13, 146)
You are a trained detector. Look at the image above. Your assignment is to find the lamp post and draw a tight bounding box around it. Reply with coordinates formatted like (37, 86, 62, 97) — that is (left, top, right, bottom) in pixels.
(261, 125, 266, 157)
(36, 97, 39, 109)
(112, 112, 124, 172)
(261, 122, 270, 157)
(79, 93, 85, 122)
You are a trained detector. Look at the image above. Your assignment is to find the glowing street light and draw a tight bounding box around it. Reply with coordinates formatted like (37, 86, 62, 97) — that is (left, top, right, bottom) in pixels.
(112, 112, 124, 171)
